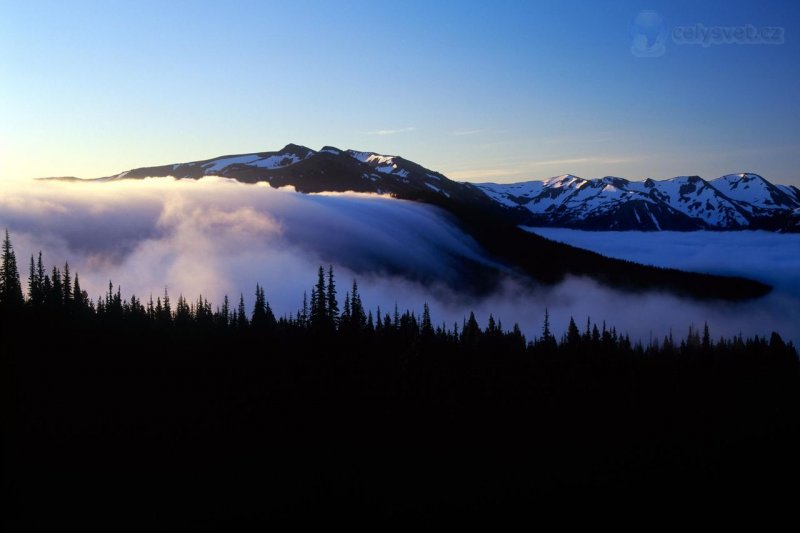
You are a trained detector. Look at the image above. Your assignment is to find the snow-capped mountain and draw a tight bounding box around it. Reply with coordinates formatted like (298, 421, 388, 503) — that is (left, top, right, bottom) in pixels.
(477, 173, 800, 232)
(711, 173, 800, 211)
(83, 144, 799, 232)
(98, 143, 488, 205)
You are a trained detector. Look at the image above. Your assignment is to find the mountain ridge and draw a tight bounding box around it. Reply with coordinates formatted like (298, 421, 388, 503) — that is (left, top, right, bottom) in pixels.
(39, 143, 777, 301)
(68, 143, 799, 233)
(477, 173, 800, 232)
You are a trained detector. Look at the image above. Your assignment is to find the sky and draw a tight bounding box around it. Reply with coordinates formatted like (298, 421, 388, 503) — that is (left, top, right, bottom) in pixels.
(1, 0, 799, 185)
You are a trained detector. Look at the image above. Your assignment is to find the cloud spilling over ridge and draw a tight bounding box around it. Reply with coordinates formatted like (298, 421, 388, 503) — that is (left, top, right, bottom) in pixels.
(0, 177, 798, 345)
(0, 176, 500, 310)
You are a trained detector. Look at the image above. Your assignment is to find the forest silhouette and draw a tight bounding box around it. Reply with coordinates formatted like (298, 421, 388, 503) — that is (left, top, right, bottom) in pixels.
(3, 229, 799, 520)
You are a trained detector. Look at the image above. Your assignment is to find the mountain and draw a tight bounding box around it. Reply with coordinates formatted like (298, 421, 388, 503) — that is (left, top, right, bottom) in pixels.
(95, 145, 799, 233)
(477, 173, 800, 232)
(98, 143, 494, 208)
(52, 144, 775, 300)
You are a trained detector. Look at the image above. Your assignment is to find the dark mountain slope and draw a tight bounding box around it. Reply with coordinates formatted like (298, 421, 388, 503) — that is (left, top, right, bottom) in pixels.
(413, 191, 770, 300)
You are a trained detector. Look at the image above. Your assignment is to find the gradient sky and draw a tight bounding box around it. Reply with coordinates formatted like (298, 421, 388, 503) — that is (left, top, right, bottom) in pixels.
(1, 0, 799, 185)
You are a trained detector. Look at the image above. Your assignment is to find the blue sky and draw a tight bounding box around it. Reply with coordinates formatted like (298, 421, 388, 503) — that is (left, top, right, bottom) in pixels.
(1, 0, 798, 184)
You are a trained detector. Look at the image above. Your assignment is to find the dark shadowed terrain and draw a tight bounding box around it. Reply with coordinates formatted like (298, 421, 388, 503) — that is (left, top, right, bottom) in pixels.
(5, 258, 799, 522)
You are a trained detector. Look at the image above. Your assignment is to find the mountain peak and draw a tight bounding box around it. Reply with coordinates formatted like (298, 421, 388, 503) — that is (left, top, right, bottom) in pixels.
(717, 172, 765, 183)
(600, 176, 629, 187)
(319, 146, 343, 155)
(544, 174, 583, 187)
(712, 172, 797, 212)
(279, 143, 316, 157)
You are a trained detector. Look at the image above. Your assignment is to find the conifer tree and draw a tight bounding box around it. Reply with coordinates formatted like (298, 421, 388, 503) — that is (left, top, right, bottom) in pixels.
(105, 280, 114, 310)
(327, 265, 339, 327)
(567, 317, 581, 346)
(350, 279, 365, 330)
(196, 296, 212, 325)
(342, 292, 351, 325)
(237, 293, 248, 329)
(316, 266, 326, 317)
(463, 311, 480, 344)
(163, 287, 172, 319)
(512, 323, 525, 348)
(310, 288, 318, 324)
(73, 272, 85, 310)
(28, 255, 36, 303)
(486, 314, 497, 336)
(36, 252, 46, 287)
(113, 285, 123, 316)
(542, 308, 552, 342)
(27, 254, 43, 306)
(592, 324, 601, 345)
(220, 294, 230, 328)
(769, 331, 786, 351)
(0, 230, 24, 309)
(252, 284, 267, 328)
(35, 252, 47, 306)
(51, 267, 63, 307)
(175, 294, 192, 326)
(310, 266, 328, 330)
(421, 303, 433, 338)
(265, 297, 276, 328)
(155, 289, 172, 325)
(540, 308, 557, 350)
(300, 291, 309, 328)
(63, 262, 72, 304)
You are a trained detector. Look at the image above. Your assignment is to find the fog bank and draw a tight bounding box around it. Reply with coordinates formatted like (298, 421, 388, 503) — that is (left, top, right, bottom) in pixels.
(0, 178, 797, 345)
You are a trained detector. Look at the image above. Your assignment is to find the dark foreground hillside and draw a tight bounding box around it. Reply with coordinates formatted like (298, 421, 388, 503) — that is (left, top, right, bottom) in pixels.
(0, 232, 796, 522)
(6, 308, 799, 523)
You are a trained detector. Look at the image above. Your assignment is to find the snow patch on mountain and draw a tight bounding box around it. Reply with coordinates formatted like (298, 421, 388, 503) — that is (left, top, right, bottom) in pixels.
(203, 155, 264, 172)
(200, 148, 312, 174)
(249, 153, 303, 169)
(346, 150, 411, 177)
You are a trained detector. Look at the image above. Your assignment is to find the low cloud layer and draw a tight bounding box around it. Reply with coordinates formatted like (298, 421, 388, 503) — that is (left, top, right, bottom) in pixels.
(529, 227, 800, 344)
(0, 177, 798, 345)
(530, 227, 800, 294)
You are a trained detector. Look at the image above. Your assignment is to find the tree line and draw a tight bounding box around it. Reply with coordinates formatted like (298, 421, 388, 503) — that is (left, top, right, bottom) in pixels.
(0, 229, 795, 359)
